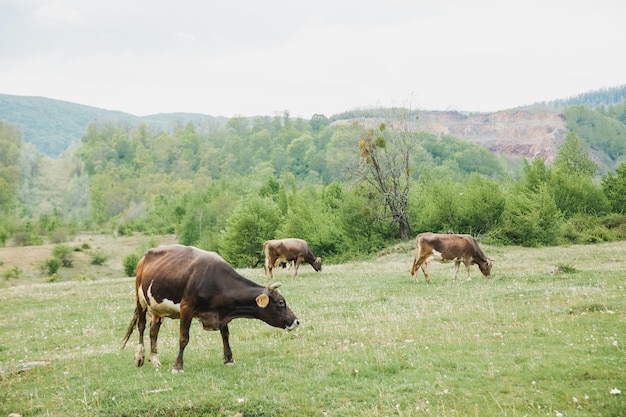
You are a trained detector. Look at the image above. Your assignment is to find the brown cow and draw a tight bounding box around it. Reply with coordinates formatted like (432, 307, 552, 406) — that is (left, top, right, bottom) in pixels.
(122, 244, 299, 373)
(410, 232, 492, 282)
(263, 238, 322, 279)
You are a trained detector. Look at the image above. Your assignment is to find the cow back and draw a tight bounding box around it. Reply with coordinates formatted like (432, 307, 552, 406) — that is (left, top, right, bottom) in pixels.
(139, 245, 261, 307)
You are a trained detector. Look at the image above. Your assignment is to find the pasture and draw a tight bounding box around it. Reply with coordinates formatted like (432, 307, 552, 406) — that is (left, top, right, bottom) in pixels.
(0, 239, 625, 416)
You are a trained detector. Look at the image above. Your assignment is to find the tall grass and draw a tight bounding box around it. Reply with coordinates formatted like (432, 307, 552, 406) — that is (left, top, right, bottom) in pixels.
(0, 242, 624, 416)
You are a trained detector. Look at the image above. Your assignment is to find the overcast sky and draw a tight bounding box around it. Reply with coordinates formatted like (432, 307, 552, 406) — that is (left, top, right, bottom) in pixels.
(1, 0, 625, 118)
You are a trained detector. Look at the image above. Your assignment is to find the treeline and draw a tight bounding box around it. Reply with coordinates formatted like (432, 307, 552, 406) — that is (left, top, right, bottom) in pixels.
(3, 109, 626, 267)
(541, 85, 626, 109)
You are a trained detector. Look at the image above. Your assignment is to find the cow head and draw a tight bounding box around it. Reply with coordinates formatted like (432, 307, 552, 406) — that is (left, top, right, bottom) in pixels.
(312, 257, 322, 272)
(255, 282, 300, 331)
(477, 258, 492, 278)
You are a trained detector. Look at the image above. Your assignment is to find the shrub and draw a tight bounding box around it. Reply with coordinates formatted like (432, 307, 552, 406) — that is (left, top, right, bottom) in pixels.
(44, 258, 60, 275)
(560, 214, 614, 244)
(52, 244, 74, 267)
(12, 231, 43, 246)
(90, 252, 107, 265)
(49, 228, 70, 244)
(2, 266, 22, 280)
(123, 253, 140, 277)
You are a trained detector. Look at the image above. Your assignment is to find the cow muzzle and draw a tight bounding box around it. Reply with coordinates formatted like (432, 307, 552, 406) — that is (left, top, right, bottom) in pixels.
(286, 318, 300, 331)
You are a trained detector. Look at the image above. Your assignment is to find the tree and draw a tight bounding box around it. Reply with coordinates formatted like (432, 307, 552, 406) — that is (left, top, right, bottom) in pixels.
(355, 118, 415, 241)
(522, 157, 551, 192)
(310, 114, 329, 132)
(602, 162, 626, 213)
(552, 132, 609, 216)
(0, 121, 22, 210)
(554, 132, 597, 177)
(219, 196, 282, 267)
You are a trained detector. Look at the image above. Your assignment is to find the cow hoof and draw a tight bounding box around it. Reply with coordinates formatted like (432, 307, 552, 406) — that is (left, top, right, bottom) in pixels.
(134, 345, 145, 367)
(171, 367, 184, 374)
(149, 355, 162, 368)
(224, 360, 236, 366)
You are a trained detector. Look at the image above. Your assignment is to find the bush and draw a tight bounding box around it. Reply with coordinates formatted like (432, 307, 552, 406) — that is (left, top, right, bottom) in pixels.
(12, 231, 43, 246)
(49, 227, 70, 244)
(560, 214, 614, 244)
(90, 252, 107, 265)
(52, 244, 74, 267)
(44, 258, 60, 275)
(2, 266, 22, 280)
(123, 253, 140, 277)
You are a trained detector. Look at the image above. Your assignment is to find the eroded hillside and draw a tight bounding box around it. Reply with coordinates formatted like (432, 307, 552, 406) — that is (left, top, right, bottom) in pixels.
(334, 109, 568, 163)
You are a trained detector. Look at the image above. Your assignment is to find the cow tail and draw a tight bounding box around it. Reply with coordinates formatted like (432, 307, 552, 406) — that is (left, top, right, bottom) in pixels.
(252, 252, 264, 268)
(121, 307, 139, 350)
(122, 255, 145, 350)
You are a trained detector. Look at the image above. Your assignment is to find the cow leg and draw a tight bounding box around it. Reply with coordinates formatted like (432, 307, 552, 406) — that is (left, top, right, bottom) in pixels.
(220, 325, 235, 365)
(265, 257, 274, 279)
(421, 262, 431, 283)
(453, 261, 461, 281)
(294, 258, 302, 276)
(464, 260, 472, 281)
(148, 315, 163, 368)
(411, 255, 431, 283)
(173, 309, 193, 373)
(264, 256, 270, 279)
(134, 305, 147, 367)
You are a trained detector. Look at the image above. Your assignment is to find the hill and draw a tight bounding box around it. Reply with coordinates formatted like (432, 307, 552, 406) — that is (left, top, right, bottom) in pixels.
(0, 94, 227, 157)
(2, 87, 626, 174)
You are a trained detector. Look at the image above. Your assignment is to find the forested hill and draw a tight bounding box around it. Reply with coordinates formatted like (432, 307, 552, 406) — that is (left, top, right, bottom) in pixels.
(538, 85, 626, 109)
(2, 86, 626, 167)
(0, 94, 227, 157)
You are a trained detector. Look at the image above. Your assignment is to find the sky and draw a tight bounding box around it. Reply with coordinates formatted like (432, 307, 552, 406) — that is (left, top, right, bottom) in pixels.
(1, 0, 625, 119)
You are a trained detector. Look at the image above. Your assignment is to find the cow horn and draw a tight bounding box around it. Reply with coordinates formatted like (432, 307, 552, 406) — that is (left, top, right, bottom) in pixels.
(268, 282, 282, 291)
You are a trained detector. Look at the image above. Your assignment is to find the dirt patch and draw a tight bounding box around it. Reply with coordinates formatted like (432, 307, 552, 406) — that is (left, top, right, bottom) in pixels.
(0, 233, 177, 285)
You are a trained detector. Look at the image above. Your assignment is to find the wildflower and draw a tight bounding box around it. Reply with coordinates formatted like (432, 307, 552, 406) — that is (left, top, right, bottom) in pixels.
(610, 388, 621, 395)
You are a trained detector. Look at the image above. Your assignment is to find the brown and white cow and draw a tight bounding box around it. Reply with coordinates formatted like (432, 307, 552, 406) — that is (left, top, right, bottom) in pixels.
(263, 238, 322, 279)
(410, 232, 492, 283)
(122, 244, 299, 373)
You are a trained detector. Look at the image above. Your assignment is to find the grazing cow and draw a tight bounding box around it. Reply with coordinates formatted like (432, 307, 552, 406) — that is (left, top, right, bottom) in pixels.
(410, 232, 492, 282)
(263, 238, 322, 279)
(122, 244, 299, 373)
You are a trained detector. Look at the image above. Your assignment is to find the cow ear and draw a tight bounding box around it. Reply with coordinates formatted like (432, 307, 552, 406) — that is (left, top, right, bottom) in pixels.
(256, 293, 269, 308)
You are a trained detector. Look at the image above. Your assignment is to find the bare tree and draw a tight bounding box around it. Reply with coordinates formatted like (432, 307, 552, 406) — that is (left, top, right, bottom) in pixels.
(355, 110, 416, 241)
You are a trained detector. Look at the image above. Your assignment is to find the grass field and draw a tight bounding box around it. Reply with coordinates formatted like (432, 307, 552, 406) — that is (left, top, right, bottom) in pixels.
(0, 239, 625, 416)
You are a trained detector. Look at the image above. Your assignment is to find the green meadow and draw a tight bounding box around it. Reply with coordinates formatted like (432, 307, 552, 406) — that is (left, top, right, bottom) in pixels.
(1, 242, 625, 416)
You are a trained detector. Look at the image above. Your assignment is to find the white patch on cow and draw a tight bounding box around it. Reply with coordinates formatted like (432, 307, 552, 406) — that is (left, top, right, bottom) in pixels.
(145, 281, 181, 319)
(431, 249, 461, 263)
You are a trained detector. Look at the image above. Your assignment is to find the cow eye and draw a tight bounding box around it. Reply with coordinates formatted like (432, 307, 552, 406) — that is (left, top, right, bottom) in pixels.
(278, 299, 286, 308)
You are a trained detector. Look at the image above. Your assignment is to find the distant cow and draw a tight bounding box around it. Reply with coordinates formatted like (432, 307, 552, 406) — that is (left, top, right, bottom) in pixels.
(410, 232, 492, 282)
(263, 238, 322, 279)
(122, 244, 299, 373)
